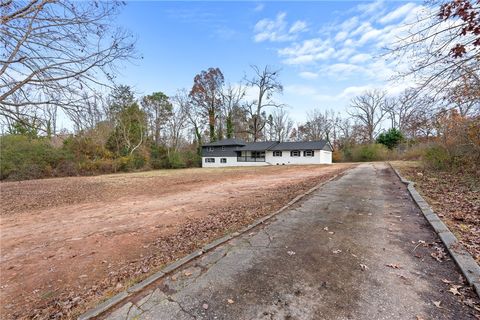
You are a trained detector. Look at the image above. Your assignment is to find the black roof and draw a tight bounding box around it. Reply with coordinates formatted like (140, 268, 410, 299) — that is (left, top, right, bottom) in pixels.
(269, 140, 329, 151)
(202, 138, 246, 147)
(237, 141, 279, 151)
(202, 139, 331, 151)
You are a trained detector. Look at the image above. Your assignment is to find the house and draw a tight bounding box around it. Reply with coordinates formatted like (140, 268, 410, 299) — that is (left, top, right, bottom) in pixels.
(201, 138, 333, 167)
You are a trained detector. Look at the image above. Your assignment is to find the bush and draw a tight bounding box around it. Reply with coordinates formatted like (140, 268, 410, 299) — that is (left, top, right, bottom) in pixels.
(343, 143, 389, 162)
(377, 128, 404, 150)
(332, 150, 342, 163)
(165, 151, 185, 169)
(424, 145, 450, 170)
(0, 135, 72, 180)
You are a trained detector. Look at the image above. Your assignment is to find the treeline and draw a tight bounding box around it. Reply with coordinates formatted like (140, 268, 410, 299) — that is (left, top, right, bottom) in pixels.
(1, 69, 478, 181)
(1, 0, 479, 180)
(0, 65, 289, 180)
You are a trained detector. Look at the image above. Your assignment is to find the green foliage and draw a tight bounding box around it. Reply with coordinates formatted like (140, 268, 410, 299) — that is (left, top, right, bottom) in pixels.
(424, 144, 451, 170)
(107, 103, 147, 156)
(343, 143, 389, 162)
(7, 118, 39, 138)
(108, 85, 136, 116)
(376, 128, 404, 150)
(0, 135, 72, 180)
(165, 151, 185, 169)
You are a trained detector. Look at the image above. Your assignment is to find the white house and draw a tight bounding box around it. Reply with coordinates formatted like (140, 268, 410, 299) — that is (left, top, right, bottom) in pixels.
(201, 139, 333, 168)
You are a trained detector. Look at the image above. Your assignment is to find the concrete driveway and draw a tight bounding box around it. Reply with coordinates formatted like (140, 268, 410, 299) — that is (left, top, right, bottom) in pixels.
(105, 163, 478, 320)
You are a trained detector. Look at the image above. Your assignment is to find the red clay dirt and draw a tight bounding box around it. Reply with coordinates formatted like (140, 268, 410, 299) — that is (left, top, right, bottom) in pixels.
(0, 164, 352, 319)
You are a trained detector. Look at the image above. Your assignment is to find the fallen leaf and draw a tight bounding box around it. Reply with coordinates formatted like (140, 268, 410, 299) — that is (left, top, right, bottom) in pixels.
(441, 279, 452, 284)
(227, 299, 234, 304)
(448, 285, 462, 296)
(433, 300, 442, 308)
(184, 271, 192, 276)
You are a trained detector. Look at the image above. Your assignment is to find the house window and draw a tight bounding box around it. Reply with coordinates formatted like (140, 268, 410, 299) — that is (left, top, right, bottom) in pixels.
(251, 151, 265, 158)
(205, 158, 215, 163)
(273, 151, 282, 157)
(220, 158, 227, 163)
(291, 150, 300, 157)
(304, 150, 314, 157)
(208, 147, 214, 152)
(221, 146, 225, 151)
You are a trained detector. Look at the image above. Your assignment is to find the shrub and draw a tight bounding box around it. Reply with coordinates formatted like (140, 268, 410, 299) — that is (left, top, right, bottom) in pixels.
(377, 128, 404, 150)
(424, 144, 450, 170)
(0, 135, 71, 180)
(165, 151, 185, 169)
(343, 143, 389, 162)
(332, 150, 342, 163)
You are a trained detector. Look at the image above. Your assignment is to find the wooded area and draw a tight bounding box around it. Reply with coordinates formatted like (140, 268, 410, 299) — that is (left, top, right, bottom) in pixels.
(0, 0, 479, 181)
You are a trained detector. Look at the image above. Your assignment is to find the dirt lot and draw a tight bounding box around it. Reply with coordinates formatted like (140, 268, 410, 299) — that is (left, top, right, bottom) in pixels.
(0, 164, 352, 319)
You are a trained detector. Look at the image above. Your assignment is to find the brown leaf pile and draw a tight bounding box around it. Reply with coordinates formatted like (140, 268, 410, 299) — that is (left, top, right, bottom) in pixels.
(398, 163, 479, 264)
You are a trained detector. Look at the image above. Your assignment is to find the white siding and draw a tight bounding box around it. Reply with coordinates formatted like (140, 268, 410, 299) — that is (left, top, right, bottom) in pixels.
(202, 149, 332, 167)
(320, 150, 332, 164)
(202, 157, 269, 168)
(265, 150, 332, 165)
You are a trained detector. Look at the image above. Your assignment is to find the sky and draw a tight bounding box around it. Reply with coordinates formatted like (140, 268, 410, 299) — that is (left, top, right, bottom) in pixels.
(115, 0, 427, 123)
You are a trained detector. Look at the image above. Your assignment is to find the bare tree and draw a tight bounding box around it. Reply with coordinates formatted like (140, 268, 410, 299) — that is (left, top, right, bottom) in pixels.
(0, 1, 136, 125)
(42, 104, 57, 137)
(175, 89, 203, 154)
(221, 83, 246, 139)
(165, 103, 187, 154)
(348, 90, 389, 143)
(245, 65, 283, 141)
(271, 107, 293, 142)
(298, 109, 334, 142)
(68, 92, 107, 132)
(389, 0, 479, 106)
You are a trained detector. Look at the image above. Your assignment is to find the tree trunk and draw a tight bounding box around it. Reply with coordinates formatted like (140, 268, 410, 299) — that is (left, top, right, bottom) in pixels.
(208, 108, 216, 142)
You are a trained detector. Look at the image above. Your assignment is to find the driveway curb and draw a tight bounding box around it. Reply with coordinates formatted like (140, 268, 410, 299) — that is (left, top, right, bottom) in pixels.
(78, 171, 344, 320)
(389, 163, 480, 298)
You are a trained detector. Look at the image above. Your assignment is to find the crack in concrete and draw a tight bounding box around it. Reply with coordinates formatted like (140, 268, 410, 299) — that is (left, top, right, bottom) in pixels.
(262, 228, 274, 248)
(166, 296, 196, 319)
(135, 289, 157, 312)
(124, 301, 143, 320)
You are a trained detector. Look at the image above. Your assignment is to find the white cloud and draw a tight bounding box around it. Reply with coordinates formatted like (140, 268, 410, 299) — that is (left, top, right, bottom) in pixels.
(299, 71, 319, 79)
(379, 3, 417, 24)
(289, 20, 308, 33)
(253, 12, 308, 42)
(357, 0, 384, 15)
(349, 53, 371, 64)
(357, 28, 382, 45)
(340, 16, 359, 33)
(278, 38, 335, 65)
(339, 85, 376, 98)
(334, 31, 348, 42)
(285, 84, 318, 95)
(252, 1, 429, 111)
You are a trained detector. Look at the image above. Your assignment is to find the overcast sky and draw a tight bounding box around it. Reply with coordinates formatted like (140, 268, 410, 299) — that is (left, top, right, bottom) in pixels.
(114, 1, 427, 123)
